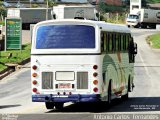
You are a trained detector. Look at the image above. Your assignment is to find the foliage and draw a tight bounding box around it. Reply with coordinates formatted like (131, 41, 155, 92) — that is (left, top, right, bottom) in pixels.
(104, 13, 126, 24)
(146, 33, 160, 48)
(0, 6, 7, 21)
(48, 1, 57, 7)
(98, 1, 126, 13)
(147, 0, 160, 3)
(31, 4, 39, 8)
(0, 21, 4, 25)
(0, 64, 7, 71)
(45, 0, 57, 7)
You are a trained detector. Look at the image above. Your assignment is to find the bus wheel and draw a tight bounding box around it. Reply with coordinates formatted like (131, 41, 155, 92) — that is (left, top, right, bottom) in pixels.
(121, 92, 128, 101)
(55, 102, 64, 110)
(45, 102, 54, 109)
(121, 80, 130, 101)
(107, 83, 112, 106)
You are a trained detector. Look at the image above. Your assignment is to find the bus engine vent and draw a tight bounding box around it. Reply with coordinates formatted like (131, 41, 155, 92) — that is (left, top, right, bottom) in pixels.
(42, 72, 53, 89)
(77, 72, 88, 89)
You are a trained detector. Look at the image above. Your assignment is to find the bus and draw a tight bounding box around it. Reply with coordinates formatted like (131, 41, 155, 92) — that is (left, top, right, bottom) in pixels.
(31, 19, 137, 110)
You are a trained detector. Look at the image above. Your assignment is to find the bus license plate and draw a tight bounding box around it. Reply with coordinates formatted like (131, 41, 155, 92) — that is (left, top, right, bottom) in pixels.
(59, 83, 71, 89)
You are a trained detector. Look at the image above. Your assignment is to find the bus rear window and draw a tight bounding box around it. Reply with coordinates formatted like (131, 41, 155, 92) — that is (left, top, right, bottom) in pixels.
(36, 25, 95, 49)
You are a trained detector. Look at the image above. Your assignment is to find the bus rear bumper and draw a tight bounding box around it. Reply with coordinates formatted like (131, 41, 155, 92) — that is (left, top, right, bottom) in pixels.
(32, 94, 101, 103)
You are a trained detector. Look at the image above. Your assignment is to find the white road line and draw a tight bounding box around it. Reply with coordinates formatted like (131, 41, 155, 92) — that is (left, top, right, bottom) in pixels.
(138, 51, 150, 78)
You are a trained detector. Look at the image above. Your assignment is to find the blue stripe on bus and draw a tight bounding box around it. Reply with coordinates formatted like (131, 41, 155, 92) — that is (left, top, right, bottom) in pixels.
(32, 94, 101, 102)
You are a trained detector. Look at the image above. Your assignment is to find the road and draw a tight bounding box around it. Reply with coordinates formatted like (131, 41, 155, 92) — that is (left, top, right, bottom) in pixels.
(0, 28, 160, 120)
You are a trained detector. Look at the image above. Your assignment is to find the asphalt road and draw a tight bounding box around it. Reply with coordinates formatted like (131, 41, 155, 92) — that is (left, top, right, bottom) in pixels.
(0, 28, 160, 120)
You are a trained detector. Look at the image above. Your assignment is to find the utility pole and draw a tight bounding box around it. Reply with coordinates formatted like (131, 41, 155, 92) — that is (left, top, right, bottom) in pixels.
(46, 0, 49, 20)
(30, 0, 31, 8)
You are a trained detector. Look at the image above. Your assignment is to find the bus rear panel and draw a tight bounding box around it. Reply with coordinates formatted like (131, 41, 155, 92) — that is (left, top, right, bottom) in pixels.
(31, 20, 102, 103)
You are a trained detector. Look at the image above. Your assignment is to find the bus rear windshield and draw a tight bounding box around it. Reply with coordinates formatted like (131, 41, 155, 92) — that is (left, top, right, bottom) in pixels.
(36, 25, 95, 49)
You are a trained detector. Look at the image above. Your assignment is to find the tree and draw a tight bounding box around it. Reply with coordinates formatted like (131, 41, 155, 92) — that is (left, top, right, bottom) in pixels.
(0, 2, 6, 21)
(45, 0, 57, 7)
(98, 0, 125, 13)
(142, 0, 148, 7)
(98, 1, 107, 13)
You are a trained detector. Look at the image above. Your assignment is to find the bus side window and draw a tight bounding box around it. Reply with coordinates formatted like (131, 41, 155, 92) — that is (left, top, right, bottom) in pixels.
(106, 32, 110, 52)
(101, 32, 105, 52)
(112, 33, 116, 51)
(116, 33, 119, 51)
(104, 33, 107, 52)
(126, 34, 130, 50)
(118, 34, 122, 51)
(123, 34, 127, 50)
(109, 33, 112, 52)
(121, 34, 123, 51)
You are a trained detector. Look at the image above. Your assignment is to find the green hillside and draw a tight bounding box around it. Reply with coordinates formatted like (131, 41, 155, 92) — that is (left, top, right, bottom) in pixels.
(148, 0, 160, 3)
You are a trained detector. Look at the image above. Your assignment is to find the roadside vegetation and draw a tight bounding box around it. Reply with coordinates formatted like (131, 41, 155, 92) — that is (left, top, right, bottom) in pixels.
(0, 44, 31, 72)
(0, 63, 7, 71)
(148, 0, 160, 3)
(98, 0, 160, 24)
(146, 33, 160, 48)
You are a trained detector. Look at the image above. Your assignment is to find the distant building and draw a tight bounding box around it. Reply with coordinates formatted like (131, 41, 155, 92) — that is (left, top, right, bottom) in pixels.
(148, 3, 160, 9)
(55, 0, 88, 3)
(30, 0, 44, 2)
(88, 0, 97, 4)
(96, 0, 122, 6)
(5, 0, 44, 3)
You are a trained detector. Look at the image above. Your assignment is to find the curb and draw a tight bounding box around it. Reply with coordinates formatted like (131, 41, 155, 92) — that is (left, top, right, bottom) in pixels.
(0, 58, 30, 80)
(0, 68, 15, 80)
(19, 58, 30, 65)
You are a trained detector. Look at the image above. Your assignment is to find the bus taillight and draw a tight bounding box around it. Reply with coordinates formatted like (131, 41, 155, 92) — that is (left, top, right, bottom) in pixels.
(33, 88, 37, 93)
(32, 80, 37, 85)
(93, 72, 98, 77)
(32, 65, 37, 70)
(32, 73, 37, 77)
(93, 80, 98, 85)
(93, 87, 98, 92)
(93, 65, 98, 70)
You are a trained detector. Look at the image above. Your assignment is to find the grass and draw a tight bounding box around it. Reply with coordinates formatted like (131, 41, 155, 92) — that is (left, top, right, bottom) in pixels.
(148, 0, 160, 3)
(0, 64, 7, 72)
(146, 33, 160, 48)
(0, 21, 5, 26)
(0, 43, 31, 66)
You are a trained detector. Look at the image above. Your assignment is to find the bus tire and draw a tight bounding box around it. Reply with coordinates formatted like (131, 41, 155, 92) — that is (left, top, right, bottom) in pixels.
(45, 102, 54, 109)
(128, 79, 132, 92)
(134, 23, 140, 28)
(107, 82, 112, 106)
(121, 92, 128, 101)
(121, 80, 130, 101)
(55, 102, 64, 110)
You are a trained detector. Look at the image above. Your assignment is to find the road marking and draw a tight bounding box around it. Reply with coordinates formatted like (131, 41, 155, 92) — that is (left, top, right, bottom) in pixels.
(138, 52, 150, 77)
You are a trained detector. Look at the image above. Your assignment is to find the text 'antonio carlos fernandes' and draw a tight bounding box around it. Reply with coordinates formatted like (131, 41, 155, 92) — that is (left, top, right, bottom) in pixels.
(94, 114, 159, 120)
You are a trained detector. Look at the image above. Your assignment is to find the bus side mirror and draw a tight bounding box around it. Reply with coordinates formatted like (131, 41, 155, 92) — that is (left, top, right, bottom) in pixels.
(134, 43, 137, 55)
(129, 41, 137, 63)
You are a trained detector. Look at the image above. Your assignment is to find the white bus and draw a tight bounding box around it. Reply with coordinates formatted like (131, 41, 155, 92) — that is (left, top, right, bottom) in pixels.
(31, 19, 137, 110)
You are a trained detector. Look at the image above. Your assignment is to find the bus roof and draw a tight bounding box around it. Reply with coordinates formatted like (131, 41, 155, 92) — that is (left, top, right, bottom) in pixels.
(34, 19, 131, 34)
